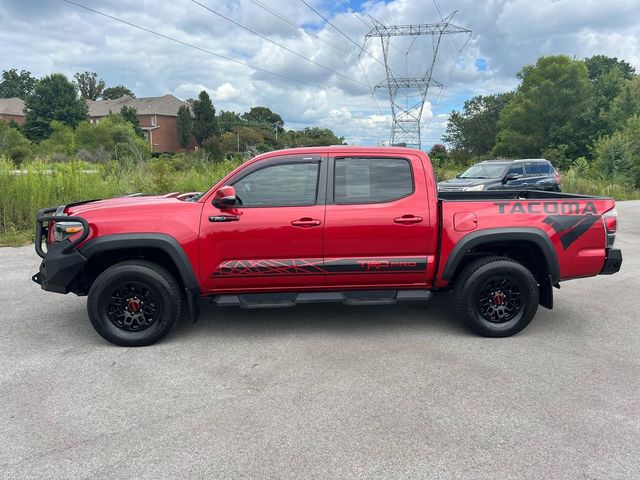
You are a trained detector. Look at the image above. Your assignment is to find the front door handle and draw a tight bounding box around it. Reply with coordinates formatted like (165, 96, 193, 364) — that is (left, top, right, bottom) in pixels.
(394, 215, 423, 225)
(291, 217, 322, 227)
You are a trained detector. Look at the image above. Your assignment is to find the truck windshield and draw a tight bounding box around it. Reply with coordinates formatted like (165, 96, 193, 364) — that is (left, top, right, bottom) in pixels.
(460, 163, 508, 179)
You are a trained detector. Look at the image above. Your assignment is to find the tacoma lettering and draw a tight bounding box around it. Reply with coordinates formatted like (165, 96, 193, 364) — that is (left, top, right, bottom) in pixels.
(495, 201, 598, 215)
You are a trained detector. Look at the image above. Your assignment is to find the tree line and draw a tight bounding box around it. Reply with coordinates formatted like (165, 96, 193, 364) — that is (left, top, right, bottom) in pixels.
(440, 54, 640, 188)
(0, 69, 344, 162)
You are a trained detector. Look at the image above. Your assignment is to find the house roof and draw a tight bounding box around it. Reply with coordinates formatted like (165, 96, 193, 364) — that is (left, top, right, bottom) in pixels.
(87, 94, 187, 117)
(0, 97, 26, 116)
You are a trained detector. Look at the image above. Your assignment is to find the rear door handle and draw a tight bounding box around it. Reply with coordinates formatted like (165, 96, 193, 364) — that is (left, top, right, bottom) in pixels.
(394, 215, 423, 225)
(291, 217, 322, 227)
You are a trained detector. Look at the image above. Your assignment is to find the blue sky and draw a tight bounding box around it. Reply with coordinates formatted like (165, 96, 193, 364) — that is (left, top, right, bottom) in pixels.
(1, 0, 639, 149)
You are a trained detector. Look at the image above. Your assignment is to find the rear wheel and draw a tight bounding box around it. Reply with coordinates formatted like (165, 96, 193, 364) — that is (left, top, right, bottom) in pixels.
(455, 256, 539, 337)
(87, 260, 181, 346)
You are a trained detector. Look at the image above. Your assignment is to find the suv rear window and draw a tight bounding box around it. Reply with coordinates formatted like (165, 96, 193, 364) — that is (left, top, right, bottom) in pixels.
(334, 157, 413, 204)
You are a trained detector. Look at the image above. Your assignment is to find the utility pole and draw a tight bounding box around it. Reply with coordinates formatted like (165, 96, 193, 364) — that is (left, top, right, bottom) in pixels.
(365, 13, 471, 149)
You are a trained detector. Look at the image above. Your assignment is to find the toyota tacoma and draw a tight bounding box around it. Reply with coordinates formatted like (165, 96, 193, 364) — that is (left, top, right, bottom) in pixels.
(33, 146, 622, 346)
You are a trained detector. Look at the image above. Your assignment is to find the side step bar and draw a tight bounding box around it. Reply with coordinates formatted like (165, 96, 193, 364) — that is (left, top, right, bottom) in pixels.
(209, 289, 431, 309)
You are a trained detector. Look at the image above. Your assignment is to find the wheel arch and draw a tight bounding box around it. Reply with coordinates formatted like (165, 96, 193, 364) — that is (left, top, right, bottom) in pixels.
(441, 228, 559, 309)
(77, 233, 200, 296)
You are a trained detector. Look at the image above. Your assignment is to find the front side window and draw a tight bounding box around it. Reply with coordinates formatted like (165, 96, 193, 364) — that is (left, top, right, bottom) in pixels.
(334, 157, 413, 204)
(232, 161, 319, 207)
(506, 164, 524, 176)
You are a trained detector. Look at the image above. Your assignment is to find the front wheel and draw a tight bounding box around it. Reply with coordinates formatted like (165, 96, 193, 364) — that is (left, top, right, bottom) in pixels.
(455, 256, 539, 337)
(87, 260, 182, 346)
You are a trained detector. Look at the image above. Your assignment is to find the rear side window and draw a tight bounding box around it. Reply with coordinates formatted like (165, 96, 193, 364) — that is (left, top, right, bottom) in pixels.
(232, 162, 319, 207)
(525, 162, 541, 176)
(334, 157, 413, 204)
(537, 163, 552, 175)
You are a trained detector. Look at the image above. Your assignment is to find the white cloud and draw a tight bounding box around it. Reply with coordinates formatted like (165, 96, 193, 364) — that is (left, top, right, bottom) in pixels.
(0, 0, 639, 149)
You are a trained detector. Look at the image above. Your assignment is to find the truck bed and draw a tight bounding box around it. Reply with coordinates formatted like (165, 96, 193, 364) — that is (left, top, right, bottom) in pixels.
(438, 189, 603, 202)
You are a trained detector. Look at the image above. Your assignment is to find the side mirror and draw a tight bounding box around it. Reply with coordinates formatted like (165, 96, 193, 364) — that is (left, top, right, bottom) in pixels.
(455, 173, 462, 178)
(213, 185, 238, 208)
(503, 173, 521, 183)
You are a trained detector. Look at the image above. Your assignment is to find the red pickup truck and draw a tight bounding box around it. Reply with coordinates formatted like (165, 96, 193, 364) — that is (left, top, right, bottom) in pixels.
(34, 146, 622, 346)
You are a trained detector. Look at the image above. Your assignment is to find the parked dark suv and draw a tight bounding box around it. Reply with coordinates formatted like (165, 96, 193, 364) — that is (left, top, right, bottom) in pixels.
(438, 159, 561, 192)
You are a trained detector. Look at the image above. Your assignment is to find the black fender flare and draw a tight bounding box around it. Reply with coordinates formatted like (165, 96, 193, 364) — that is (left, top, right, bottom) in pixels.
(441, 227, 560, 284)
(80, 233, 201, 320)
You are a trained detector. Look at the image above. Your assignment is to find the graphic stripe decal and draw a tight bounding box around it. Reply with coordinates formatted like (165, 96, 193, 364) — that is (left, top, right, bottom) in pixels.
(212, 257, 427, 278)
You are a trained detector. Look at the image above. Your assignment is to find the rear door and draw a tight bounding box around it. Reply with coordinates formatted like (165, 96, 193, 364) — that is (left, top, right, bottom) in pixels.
(323, 154, 435, 287)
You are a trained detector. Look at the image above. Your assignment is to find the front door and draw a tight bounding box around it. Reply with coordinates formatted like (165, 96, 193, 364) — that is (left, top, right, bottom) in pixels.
(323, 154, 435, 288)
(199, 154, 327, 293)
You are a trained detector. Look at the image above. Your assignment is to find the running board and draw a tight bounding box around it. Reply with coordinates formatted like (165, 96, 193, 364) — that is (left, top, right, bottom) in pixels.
(209, 289, 431, 309)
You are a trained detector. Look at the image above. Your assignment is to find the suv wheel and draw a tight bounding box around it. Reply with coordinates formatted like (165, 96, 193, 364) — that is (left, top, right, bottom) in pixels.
(87, 260, 181, 346)
(455, 256, 539, 337)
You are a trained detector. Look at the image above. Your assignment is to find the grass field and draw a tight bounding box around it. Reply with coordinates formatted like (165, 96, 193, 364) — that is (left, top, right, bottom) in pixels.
(1, 156, 638, 247)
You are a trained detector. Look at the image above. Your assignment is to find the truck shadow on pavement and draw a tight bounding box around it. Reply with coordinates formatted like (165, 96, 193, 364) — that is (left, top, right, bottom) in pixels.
(171, 291, 472, 340)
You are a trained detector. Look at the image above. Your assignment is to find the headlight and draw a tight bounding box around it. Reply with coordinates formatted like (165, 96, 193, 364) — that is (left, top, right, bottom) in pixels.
(463, 184, 484, 191)
(53, 221, 84, 242)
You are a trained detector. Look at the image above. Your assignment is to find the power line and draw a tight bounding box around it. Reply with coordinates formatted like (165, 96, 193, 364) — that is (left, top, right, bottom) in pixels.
(336, 0, 373, 29)
(247, 0, 353, 57)
(298, 0, 400, 77)
(192, 0, 368, 88)
(63, 0, 326, 90)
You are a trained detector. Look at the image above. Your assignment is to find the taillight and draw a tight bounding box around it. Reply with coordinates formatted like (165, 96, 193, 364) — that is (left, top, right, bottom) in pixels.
(555, 170, 561, 184)
(603, 208, 617, 247)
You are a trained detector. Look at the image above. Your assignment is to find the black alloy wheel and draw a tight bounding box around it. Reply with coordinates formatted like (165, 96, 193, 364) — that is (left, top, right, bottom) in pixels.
(455, 256, 539, 337)
(88, 260, 182, 346)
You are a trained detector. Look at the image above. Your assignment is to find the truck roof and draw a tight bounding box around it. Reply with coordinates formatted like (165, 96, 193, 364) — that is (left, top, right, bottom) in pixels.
(252, 145, 425, 161)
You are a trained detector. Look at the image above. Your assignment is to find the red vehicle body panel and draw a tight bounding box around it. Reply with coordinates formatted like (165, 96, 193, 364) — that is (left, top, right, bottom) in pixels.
(64, 146, 615, 295)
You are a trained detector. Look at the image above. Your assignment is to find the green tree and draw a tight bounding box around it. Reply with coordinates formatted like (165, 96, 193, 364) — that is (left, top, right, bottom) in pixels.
(493, 55, 592, 159)
(191, 90, 217, 146)
(176, 105, 193, 149)
(102, 85, 135, 100)
(584, 55, 636, 140)
(443, 93, 513, 159)
(593, 115, 640, 187)
(119, 105, 143, 137)
(0, 69, 38, 99)
(242, 106, 284, 132)
(606, 77, 640, 131)
(75, 114, 151, 162)
(74, 71, 106, 100)
(218, 110, 245, 132)
(23, 73, 88, 141)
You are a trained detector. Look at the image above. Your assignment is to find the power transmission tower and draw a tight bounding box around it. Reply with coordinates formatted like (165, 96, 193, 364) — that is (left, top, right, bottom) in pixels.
(365, 13, 471, 149)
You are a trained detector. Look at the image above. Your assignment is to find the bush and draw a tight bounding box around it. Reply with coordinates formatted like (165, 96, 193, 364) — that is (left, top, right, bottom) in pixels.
(0, 121, 32, 162)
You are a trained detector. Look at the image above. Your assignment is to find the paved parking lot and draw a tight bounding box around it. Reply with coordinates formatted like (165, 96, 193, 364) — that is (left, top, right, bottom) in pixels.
(1, 201, 639, 479)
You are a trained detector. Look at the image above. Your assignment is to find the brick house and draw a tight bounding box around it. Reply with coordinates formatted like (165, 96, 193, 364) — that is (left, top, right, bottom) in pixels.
(0, 97, 26, 125)
(87, 95, 192, 153)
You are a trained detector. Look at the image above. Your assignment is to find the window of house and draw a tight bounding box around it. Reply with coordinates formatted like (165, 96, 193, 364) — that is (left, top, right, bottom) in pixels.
(334, 157, 413, 204)
(151, 114, 157, 127)
(232, 161, 319, 207)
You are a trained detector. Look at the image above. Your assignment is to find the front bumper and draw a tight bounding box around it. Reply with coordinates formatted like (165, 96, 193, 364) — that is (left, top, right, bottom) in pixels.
(599, 248, 622, 275)
(32, 241, 87, 294)
(33, 204, 91, 294)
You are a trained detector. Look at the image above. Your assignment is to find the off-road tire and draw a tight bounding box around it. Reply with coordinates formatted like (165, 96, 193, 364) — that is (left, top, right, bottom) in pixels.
(87, 260, 181, 346)
(454, 256, 539, 337)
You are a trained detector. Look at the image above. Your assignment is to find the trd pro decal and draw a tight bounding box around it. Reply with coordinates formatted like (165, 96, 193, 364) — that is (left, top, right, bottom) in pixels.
(212, 257, 427, 278)
(495, 201, 600, 249)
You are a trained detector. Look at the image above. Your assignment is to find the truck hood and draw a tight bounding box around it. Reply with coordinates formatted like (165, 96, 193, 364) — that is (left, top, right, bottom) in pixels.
(65, 193, 200, 216)
(438, 178, 499, 188)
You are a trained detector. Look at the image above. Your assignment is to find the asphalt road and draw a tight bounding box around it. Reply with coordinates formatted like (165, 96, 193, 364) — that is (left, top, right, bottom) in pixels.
(1, 202, 639, 480)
